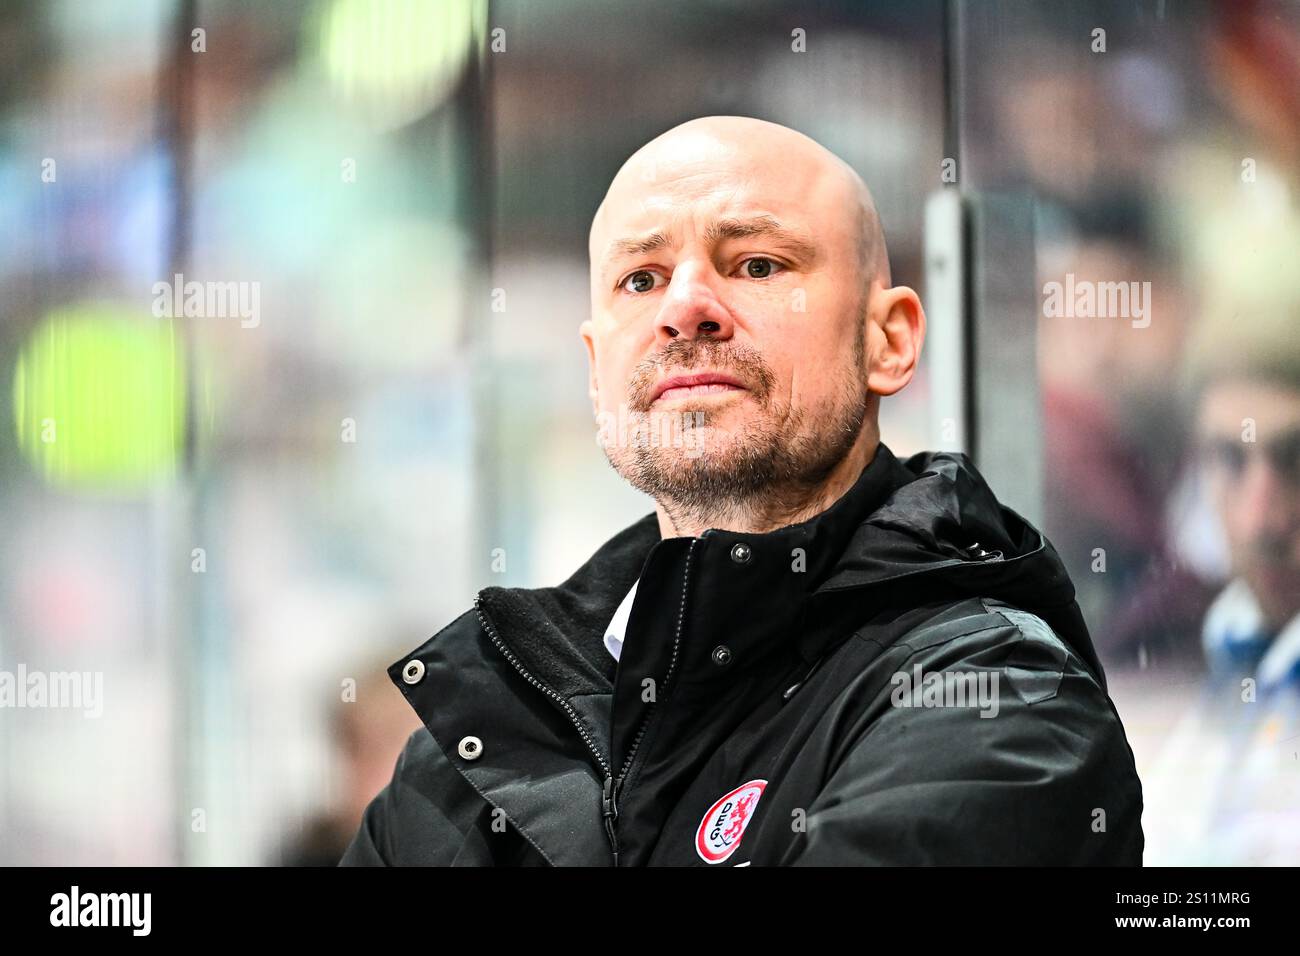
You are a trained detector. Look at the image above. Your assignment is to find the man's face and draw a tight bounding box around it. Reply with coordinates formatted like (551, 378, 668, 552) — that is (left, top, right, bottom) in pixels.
(1198, 379, 1300, 628)
(581, 126, 875, 515)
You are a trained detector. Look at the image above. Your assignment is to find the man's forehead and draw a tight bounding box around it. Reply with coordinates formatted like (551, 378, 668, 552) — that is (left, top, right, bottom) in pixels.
(1199, 380, 1300, 433)
(590, 169, 844, 260)
(598, 125, 842, 214)
(600, 192, 801, 240)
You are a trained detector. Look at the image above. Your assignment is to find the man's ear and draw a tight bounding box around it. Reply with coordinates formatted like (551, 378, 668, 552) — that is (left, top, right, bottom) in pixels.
(865, 284, 925, 396)
(579, 319, 600, 414)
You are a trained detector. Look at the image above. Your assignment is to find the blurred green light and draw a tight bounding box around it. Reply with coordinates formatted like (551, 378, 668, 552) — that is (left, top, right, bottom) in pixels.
(13, 305, 187, 489)
(316, 0, 481, 131)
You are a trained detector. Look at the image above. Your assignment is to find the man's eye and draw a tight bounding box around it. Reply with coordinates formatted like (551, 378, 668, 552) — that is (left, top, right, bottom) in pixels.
(622, 270, 659, 294)
(1204, 440, 1246, 475)
(741, 257, 782, 279)
(1265, 430, 1300, 485)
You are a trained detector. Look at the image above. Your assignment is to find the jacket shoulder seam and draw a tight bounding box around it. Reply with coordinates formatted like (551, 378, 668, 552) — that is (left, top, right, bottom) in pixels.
(979, 600, 1085, 672)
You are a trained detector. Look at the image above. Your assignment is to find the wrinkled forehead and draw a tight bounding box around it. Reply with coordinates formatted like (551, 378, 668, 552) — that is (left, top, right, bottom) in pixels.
(588, 137, 860, 263)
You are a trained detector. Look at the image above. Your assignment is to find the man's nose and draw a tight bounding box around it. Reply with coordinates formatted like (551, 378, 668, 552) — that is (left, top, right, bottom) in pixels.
(655, 261, 733, 345)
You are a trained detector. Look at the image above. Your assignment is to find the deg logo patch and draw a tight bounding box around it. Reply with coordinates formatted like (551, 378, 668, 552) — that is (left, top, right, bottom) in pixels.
(695, 779, 767, 864)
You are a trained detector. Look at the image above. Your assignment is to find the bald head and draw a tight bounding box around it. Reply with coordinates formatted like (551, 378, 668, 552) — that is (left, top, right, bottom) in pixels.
(589, 116, 889, 290)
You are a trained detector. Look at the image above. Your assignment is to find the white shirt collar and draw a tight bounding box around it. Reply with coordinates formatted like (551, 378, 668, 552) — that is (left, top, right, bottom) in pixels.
(1203, 578, 1300, 688)
(603, 579, 640, 662)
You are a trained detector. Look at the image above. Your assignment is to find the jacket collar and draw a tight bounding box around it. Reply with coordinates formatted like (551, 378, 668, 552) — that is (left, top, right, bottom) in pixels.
(475, 442, 918, 699)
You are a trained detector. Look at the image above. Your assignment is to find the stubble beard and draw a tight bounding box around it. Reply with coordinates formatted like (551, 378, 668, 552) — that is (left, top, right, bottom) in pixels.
(600, 326, 869, 531)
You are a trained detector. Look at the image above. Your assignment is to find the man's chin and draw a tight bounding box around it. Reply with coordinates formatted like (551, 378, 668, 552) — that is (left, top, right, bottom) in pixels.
(607, 434, 753, 486)
(666, 419, 759, 463)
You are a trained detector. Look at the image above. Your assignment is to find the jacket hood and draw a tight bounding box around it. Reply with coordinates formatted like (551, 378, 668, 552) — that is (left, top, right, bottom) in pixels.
(821, 448, 1106, 690)
(475, 443, 1107, 702)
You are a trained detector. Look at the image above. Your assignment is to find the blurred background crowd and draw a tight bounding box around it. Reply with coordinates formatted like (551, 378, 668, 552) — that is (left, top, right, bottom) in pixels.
(0, 0, 1297, 865)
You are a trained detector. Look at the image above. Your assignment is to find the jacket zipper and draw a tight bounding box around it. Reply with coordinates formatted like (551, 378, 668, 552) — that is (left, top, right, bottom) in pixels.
(472, 537, 698, 867)
(604, 537, 698, 864)
(473, 594, 627, 865)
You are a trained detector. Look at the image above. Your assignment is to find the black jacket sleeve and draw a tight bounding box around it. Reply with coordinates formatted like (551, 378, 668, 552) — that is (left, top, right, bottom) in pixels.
(338, 731, 418, 866)
(783, 609, 1145, 865)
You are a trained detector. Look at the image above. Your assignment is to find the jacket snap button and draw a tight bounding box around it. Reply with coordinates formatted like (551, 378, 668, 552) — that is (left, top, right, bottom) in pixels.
(712, 645, 733, 666)
(730, 543, 752, 564)
(458, 735, 483, 760)
(401, 659, 425, 684)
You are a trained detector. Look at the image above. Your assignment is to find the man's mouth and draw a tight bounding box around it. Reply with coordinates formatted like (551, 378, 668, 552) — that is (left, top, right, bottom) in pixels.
(650, 371, 748, 404)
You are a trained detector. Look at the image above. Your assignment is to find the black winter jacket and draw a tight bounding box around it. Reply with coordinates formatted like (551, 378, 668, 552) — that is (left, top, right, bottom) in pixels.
(340, 443, 1144, 866)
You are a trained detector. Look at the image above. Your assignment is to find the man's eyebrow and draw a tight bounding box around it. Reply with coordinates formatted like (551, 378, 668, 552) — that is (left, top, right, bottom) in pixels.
(605, 231, 672, 262)
(702, 216, 818, 260)
(600, 216, 818, 281)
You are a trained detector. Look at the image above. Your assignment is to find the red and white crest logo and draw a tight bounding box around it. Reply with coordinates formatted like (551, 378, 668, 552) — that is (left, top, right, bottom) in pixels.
(695, 779, 767, 864)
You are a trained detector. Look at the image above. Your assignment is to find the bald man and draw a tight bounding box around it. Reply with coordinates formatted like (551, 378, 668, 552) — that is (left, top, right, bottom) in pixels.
(341, 116, 1144, 867)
